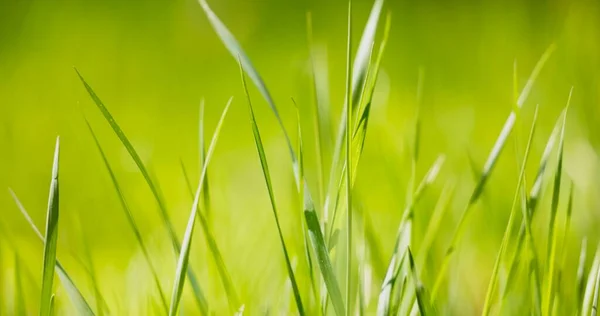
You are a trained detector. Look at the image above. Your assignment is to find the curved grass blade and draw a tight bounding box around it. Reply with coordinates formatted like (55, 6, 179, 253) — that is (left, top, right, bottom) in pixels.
(48, 294, 55, 316)
(501, 109, 565, 301)
(576, 238, 588, 315)
(583, 247, 600, 316)
(85, 119, 168, 313)
(180, 159, 239, 310)
(482, 105, 539, 316)
(9, 190, 95, 316)
(199, 100, 212, 222)
(40, 137, 60, 316)
(197, 0, 296, 171)
(431, 44, 555, 301)
(197, 1, 345, 312)
(543, 87, 573, 315)
(75, 69, 208, 314)
(241, 64, 305, 316)
(168, 98, 232, 316)
(407, 248, 429, 316)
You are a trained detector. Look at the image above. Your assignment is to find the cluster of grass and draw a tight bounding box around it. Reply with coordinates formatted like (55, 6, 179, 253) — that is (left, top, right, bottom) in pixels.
(1, 0, 597, 315)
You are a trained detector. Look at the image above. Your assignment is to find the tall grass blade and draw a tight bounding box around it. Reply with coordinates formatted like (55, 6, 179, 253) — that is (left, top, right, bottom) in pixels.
(407, 248, 429, 316)
(583, 247, 600, 316)
(199, 99, 212, 222)
(431, 44, 555, 301)
(197, 0, 296, 170)
(75, 69, 208, 314)
(85, 119, 168, 313)
(9, 190, 95, 316)
(241, 63, 305, 316)
(544, 88, 573, 316)
(501, 110, 565, 301)
(168, 98, 232, 316)
(40, 137, 60, 316)
(577, 238, 588, 315)
(180, 159, 239, 311)
(482, 105, 539, 316)
(344, 2, 354, 314)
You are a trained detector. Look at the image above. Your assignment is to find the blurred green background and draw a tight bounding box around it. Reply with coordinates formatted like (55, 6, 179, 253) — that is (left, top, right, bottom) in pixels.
(1, 0, 600, 314)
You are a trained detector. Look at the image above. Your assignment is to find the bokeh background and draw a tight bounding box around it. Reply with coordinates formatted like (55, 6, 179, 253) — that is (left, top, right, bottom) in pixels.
(1, 0, 600, 314)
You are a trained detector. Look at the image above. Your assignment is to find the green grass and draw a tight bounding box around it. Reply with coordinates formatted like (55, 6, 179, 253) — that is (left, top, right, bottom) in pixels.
(3, 0, 600, 315)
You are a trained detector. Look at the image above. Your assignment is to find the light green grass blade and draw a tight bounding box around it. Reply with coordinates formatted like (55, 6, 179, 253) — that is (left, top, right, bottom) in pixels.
(197, 0, 296, 169)
(482, 105, 539, 316)
(431, 44, 555, 301)
(85, 119, 168, 313)
(241, 64, 305, 316)
(9, 190, 95, 316)
(584, 247, 600, 316)
(501, 110, 565, 301)
(40, 137, 60, 316)
(377, 156, 444, 316)
(344, 1, 354, 314)
(407, 248, 429, 316)
(198, 100, 212, 222)
(554, 182, 574, 314)
(48, 294, 55, 316)
(543, 88, 573, 316)
(576, 238, 588, 315)
(75, 69, 208, 314)
(168, 98, 232, 316)
(180, 159, 240, 312)
(416, 181, 455, 269)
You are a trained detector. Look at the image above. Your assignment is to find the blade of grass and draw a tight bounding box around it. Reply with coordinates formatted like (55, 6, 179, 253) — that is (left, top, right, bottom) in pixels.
(241, 62, 305, 316)
(180, 159, 240, 312)
(543, 87, 573, 315)
(576, 238, 588, 315)
(377, 156, 444, 316)
(85, 119, 168, 314)
(168, 98, 232, 316)
(196, 1, 345, 312)
(75, 69, 209, 314)
(482, 105, 539, 316)
(40, 137, 60, 316)
(431, 44, 555, 301)
(407, 248, 429, 316)
(49, 294, 55, 316)
(554, 182, 574, 314)
(199, 99, 212, 223)
(9, 190, 96, 316)
(583, 246, 600, 316)
(501, 110, 565, 301)
(197, 0, 296, 174)
(77, 215, 104, 316)
(344, 2, 354, 315)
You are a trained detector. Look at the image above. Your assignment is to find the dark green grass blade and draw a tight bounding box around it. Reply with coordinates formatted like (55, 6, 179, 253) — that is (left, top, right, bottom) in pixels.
(407, 248, 429, 316)
(75, 69, 208, 314)
(431, 44, 555, 301)
(544, 87, 573, 315)
(168, 98, 232, 316)
(9, 190, 95, 316)
(199, 100, 212, 222)
(180, 158, 239, 310)
(197, 0, 296, 170)
(482, 105, 539, 316)
(40, 137, 60, 316)
(241, 64, 305, 316)
(85, 119, 168, 313)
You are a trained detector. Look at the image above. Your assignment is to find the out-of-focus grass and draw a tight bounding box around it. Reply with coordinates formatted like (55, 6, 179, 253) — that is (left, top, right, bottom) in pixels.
(1, 0, 600, 314)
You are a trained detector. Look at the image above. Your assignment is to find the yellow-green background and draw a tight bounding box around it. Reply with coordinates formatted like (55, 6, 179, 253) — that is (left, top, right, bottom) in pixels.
(1, 0, 599, 314)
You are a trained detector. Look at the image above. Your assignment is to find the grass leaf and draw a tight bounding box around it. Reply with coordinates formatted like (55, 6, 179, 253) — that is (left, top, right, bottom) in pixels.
(75, 69, 209, 314)
(85, 119, 168, 313)
(431, 44, 555, 301)
(168, 97, 232, 316)
(241, 61, 306, 316)
(543, 87, 573, 315)
(482, 105, 539, 316)
(40, 137, 60, 316)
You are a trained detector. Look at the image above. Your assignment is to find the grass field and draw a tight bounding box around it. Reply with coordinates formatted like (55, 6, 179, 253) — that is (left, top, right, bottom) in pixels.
(1, 0, 600, 315)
